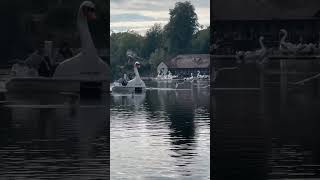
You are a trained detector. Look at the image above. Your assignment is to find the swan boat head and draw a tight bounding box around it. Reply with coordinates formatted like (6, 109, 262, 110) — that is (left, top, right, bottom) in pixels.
(134, 61, 141, 69)
(53, 1, 109, 83)
(80, 1, 97, 20)
(279, 29, 288, 39)
(126, 61, 146, 88)
(280, 29, 287, 34)
(259, 36, 264, 41)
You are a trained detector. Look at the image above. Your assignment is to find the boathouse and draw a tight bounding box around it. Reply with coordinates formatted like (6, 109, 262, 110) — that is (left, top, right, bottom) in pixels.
(166, 54, 210, 77)
(157, 62, 168, 75)
(212, 0, 320, 54)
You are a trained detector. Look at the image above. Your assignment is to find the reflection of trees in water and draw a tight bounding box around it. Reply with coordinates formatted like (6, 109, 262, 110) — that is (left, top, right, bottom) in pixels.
(143, 89, 197, 155)
(145, 89, 210, 145)
(111, 93, 146, 119)
(163, 91, 197, 157)
(191, 86, 210, 110)
(139, 88, 210, 169)
(143, 90, 164, 118)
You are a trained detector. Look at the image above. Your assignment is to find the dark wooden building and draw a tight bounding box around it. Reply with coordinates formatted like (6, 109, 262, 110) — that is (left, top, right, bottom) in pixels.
(166, 54, 210, 77)
(212, 0, 320, 54)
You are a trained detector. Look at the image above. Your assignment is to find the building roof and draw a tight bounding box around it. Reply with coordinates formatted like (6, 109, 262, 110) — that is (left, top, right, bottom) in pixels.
(167, 54, 210, 69)
(213, 0, 320, 20)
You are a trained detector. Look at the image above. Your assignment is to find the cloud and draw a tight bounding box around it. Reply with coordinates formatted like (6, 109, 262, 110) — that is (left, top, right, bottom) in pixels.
(110, 0, 210, 35)
(111, 13, 156, 22)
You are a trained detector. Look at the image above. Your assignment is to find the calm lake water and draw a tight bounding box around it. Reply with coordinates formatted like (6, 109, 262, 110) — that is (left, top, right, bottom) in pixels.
(212, 88, 320, 179)
(3, 78, 320, 179)
(110, 80, 210, 179)
(0, 94, 109, 179)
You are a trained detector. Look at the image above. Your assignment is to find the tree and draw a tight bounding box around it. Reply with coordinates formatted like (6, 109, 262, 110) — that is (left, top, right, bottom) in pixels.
(110, 31, 144, 79)
(142, 23, 163, 58)
(191, 26, 210, 54)
(149, 48, 168, 71)
(164, 1, 199, 55)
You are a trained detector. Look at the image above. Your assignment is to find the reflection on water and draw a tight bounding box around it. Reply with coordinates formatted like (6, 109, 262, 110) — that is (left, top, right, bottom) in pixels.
(0, 94, 109, 179)
(111, 80, 210, 179)
(212, 88, 320, 179)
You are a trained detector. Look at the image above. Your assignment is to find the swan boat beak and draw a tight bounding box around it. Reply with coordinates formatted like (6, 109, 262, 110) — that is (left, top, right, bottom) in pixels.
(135, 62, 141, 68)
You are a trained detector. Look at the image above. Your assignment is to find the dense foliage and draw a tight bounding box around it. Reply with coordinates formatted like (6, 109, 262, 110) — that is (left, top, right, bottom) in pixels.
(110, 1, 209, 80)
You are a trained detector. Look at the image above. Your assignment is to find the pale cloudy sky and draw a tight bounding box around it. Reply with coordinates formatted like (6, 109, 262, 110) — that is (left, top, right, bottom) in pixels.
(110, 0, 210, 35)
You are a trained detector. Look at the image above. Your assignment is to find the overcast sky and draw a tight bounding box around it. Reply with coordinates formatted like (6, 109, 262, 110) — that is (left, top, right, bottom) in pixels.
(110, 0, 210, 35)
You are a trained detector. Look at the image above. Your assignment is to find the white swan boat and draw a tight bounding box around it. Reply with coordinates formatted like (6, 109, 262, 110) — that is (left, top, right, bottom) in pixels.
(184, 73, 195, 81)
(236, 36, 268, 64)
(111, 62, 146, 93)
(196, 70, 209, 80)
(5, 1, 109, 94)
(155, 71, 178, 81)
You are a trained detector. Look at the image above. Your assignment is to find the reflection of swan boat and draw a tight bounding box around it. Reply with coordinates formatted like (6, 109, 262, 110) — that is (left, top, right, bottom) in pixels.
(111, 93, 146, 106)
(111, 62, 146, 93)
(4, 1, 109, 94)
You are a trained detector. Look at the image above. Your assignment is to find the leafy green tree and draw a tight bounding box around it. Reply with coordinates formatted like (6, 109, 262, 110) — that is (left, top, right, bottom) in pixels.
(110, 31, 144, 79)
(142, 23, 163, 58)
(164, 1, 199, 55)
(191, 26, 210, 54)
(149, 48, 168, 72)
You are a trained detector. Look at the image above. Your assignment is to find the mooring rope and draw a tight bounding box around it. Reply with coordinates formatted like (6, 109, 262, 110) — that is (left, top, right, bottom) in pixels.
(212, 67, 239, 82)
(292, 72, 320, 85)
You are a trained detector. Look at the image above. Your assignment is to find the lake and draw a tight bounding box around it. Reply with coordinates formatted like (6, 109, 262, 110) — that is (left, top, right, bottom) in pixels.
(0, 79, 210, 180)
(212, 88, 320, 179)
(0, 93, 109, 179)
(110, 80, 210, 179)
(2, 78, 320, 179)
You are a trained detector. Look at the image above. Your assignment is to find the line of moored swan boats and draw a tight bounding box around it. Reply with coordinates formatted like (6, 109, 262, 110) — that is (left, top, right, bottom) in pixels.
(224, 29, 320, 64)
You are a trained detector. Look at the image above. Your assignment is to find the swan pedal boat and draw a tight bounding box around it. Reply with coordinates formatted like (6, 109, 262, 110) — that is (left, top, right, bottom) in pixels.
(111, 61, 146, 93)
(5, 1, 109, 95)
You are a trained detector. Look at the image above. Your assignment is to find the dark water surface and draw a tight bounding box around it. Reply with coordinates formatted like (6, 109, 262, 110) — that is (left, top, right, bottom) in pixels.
(212, 88, 320, 179)
(110, 80, 210, 179)
(5, 78, 320, 179)
(0, 94, 109, 179)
